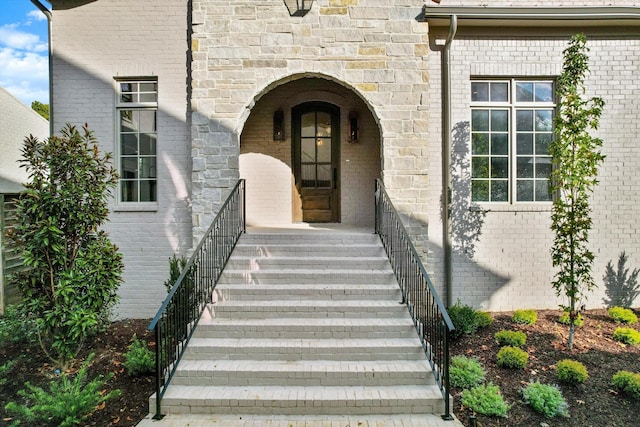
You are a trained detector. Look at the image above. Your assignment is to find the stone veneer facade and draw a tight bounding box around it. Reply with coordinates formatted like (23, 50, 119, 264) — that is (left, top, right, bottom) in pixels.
(48, 0, 640, 317)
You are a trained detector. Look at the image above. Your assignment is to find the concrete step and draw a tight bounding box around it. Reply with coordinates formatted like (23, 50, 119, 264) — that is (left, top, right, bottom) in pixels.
(233, 243, 386, 257)
(212, 283, 402, 301)
(193, 317, 417, 339)
(203, 300, 408, 319)
(238, 232, 380, 245)
(150, 384, 446, 416)
(170, 359, 434, 387)
(183, 337, 425, 361)
(217, 269, 396, 285)
(224, 256, 391, 271)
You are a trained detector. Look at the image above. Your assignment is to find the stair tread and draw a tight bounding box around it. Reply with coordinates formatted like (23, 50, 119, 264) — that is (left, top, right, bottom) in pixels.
(176, 359, 431, 372)
(198, 317, 412, 326)
(210, 300, 403, 307)
(188, 337, 421, 346)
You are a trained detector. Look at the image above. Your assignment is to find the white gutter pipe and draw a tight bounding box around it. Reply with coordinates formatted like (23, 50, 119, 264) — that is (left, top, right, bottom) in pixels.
(30, 0, 53, 136)
(441, 15, 457, 308)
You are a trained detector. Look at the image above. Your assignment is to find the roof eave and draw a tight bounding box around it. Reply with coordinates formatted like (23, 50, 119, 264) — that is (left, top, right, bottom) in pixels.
(422, 6, 640, 28)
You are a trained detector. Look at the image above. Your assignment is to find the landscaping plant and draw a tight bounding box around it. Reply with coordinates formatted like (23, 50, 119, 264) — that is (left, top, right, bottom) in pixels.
(4, 353, 121, 426)
(550, 33, 606, 350)
(512, 309, 537, 325)
(450, 355, 486, 389)
(612, 370, 640, 400)
(9, 124, 123, 368)
(0, 305, 37, 346)
(496, 346, 528, 369)
(612, 327, 640, 346)
(124, 334, 155, 376)
(556, 359, 589, 385)
(494, 330, 527, 347)
(558, 309, 584, 327)
(521, 381, 569, 418)
(461, 383, 510, 417)
(608, 306, 638, 324)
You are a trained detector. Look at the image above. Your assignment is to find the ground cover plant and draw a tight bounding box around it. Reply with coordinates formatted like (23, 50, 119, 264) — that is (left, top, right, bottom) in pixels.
(451, 308, 640, 426)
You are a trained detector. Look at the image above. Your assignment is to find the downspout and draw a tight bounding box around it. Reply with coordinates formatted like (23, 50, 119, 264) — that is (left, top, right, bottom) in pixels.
(30, 0, 53, 136)
(441, 15, 457, 308)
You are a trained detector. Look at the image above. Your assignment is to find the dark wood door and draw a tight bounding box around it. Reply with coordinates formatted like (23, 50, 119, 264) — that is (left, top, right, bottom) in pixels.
(293, 102, 340, 223)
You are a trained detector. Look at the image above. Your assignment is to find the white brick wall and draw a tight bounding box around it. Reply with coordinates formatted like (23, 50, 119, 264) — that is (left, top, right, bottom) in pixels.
(51, 0, 191, 319)
(427, 29, 640, 310)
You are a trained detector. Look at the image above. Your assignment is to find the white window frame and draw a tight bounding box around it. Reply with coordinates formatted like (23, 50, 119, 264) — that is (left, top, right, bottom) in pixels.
(470, 78, 555, 205)
(114, 78, 158, 209)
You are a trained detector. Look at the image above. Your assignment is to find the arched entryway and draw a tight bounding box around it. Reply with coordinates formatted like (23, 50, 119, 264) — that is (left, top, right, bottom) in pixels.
(239, 75, 381, 227)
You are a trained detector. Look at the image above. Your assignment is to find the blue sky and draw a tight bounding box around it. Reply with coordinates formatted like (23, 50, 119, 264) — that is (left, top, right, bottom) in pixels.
(0, 0, 49, 106)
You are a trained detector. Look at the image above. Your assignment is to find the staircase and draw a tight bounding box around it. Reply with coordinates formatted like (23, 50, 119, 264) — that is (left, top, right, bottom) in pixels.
(145, 228, 455, 425)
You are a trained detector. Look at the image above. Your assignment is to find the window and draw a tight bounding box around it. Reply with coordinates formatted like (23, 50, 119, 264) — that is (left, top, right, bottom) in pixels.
(116, 79, 157, 203)
(470, 79, 554, 203)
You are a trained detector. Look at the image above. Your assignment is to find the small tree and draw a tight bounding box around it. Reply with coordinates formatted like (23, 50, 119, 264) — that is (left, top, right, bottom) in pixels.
(550, 33, 605, 350)
(11, 124, 123, 368)
(31, 100, 49, 121)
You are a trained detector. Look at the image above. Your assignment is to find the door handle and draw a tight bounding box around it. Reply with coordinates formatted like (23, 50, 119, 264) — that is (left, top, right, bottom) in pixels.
(333, 168, 337, 189)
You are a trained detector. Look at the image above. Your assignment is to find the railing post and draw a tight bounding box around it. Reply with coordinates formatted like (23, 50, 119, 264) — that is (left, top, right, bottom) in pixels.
(442, 324, 453, 420)
(153, 323, 163, 419)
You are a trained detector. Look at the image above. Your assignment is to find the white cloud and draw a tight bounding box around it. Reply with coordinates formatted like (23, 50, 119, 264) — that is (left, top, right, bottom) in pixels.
(0, 47, 48, 105)
(0, 23, 47, 52)
(27, 10, 48, 23)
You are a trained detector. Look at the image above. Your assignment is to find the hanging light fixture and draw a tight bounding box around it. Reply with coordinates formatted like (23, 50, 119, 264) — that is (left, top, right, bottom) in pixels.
(283, 0, 314, 17)
(273, 110, 285, 141)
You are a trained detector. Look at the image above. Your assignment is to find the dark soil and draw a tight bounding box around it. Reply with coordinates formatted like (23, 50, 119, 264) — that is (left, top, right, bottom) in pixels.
(451, 308, 640, 427)
(1, 310, 639, 426)
(0, 319, 154, 427)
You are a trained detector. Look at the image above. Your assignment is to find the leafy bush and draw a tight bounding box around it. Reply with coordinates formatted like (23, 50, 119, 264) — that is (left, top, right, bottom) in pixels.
(496, 346, 528, 369)
(613, 327, 640, 345)
(124, 335, 155, 376)
(448, 302, 480, 339)
(9, 125, 123, 368)
(4, 354, 121, 426)
(612, 371, 640, 400)
(556, 359, 588, 385)
(609, 306, 638, 324)
(461, 383, 510, 417)
(450, 356, 486, 389)
(448, 301, 491, 339)
(494, 330, 527, 347)
(476, 311, 494, 328)
(521, 382, 569, 418)
(0, 305, 37, 346)
(512, 309, 537, 325)
(0, 359, 18, 386)
(558, 310, 584, 327)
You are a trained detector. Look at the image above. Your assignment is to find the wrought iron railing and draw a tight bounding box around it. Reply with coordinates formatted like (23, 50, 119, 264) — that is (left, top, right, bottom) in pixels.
(148, 179, 245, 419)
(374, 179, 455, 421)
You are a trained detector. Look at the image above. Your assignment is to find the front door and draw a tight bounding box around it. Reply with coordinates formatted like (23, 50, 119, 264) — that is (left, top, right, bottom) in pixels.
(293, 102, 340, 222)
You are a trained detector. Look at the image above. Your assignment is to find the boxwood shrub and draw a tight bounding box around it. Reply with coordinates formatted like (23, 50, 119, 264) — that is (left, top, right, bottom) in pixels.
(556, 359, 588, 385)
(496, 346, 528, 369)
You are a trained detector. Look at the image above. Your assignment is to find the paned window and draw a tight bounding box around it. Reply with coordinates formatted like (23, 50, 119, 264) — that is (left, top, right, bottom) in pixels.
(116, 80, 157, 203)
(471, 80, 554, 203)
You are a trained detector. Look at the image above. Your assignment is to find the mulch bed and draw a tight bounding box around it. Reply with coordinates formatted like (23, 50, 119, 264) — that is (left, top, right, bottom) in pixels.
(451, 308, 640, 427)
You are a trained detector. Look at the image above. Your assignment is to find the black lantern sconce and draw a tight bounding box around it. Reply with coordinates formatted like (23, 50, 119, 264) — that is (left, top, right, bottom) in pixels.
(273, 109, 285, 141)
(283, 0, 314, 17)
(349, 111, 359, 143)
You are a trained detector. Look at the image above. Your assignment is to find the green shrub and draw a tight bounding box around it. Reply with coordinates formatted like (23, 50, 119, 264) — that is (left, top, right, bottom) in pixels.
(512, 309, 537, 325)
(556, 359, 588, 385)
(521, 382, 569, 418)
(613, 327, 640, 345)
(496, 346, 528, 369)
(612, 371, 640, 400)
(123, 335, 155, 376)
(476, 311, 494, 328)
(494, 330, 527, 347)
(609, 306, 638, 324)
(450, 356, 486, 389)
(0, 305, 37, 346)
(558, 310, 584, 327)
(0, 359, 18, 386)
(4, 354, 121, 426)
(461, 383, 510, 417)
(448, 301, 480, 339)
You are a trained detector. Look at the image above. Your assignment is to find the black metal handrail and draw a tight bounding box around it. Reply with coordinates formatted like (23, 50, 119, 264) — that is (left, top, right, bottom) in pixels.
(148, 179, 246, 419)
(374, 179, 455, 421)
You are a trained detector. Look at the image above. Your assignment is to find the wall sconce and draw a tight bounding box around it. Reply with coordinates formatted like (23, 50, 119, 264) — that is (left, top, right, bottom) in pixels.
(349, 111, 359, 143)
(273, 109, 285, 141)
(283, 0, 314, 17)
